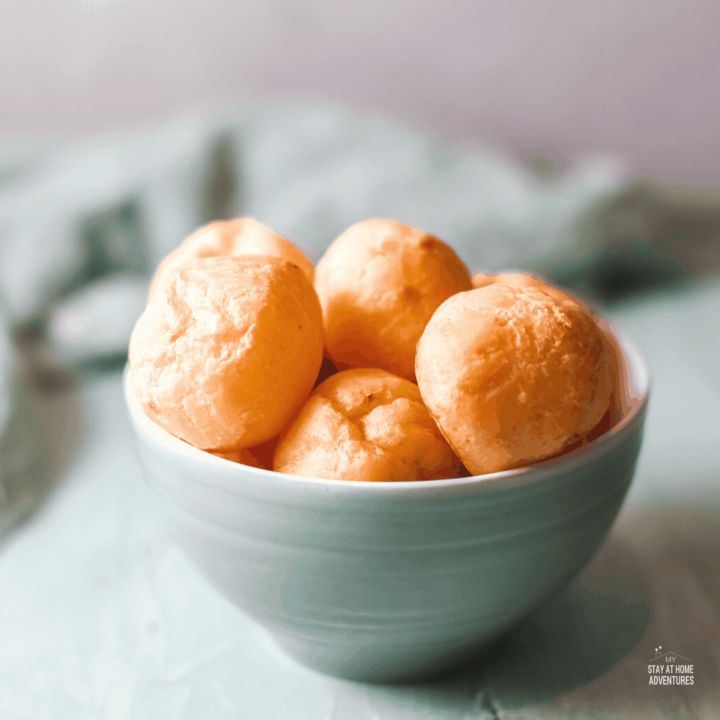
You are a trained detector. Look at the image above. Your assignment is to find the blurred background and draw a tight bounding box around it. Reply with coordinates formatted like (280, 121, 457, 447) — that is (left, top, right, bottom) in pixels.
(3, 0, 720, 184)
(0, 1, 718, 717)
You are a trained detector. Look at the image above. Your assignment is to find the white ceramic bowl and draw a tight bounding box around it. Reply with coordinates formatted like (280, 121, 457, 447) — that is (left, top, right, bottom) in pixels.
(125, 324, 649, 683)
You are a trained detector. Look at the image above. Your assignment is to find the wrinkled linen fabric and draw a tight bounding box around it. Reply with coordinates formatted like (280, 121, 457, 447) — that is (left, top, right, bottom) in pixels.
(0, 104, 626, 323)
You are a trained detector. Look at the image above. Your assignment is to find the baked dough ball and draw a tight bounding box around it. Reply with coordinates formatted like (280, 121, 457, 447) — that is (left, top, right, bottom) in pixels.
(475, 274, 622, 461)
(416, 284, 612, 475)
(274, 368, 462, 482)
(476, 272, 621, 423)
(149, 218, 314, 298)
(130, 256, 324, 451)
(314, 220, 472, 381)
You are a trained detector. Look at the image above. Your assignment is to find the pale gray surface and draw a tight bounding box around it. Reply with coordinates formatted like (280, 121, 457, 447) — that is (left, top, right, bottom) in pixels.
(0, 281, 718, 718)
(0, 104, 718, 717)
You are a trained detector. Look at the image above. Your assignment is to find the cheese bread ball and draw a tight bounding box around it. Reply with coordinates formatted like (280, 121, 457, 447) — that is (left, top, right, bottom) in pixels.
(416, 284, 612, 475)
(314, 220, 472, 381)
(476, 272, 621, 428)
(130, 256, 324, 451)
(150, 218, 314, 298)
(274, 368, 462, 482)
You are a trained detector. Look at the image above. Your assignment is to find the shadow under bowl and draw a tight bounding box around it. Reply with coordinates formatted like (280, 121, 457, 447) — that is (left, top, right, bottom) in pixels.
(125, 325, 649, 683)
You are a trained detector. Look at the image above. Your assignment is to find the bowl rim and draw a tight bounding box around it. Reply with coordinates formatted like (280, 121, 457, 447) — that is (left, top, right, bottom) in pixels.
(124, 319, 649, 495)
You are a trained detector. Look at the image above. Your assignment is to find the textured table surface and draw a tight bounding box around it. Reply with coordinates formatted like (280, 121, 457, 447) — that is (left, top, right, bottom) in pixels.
(1, 281, 718, 719)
